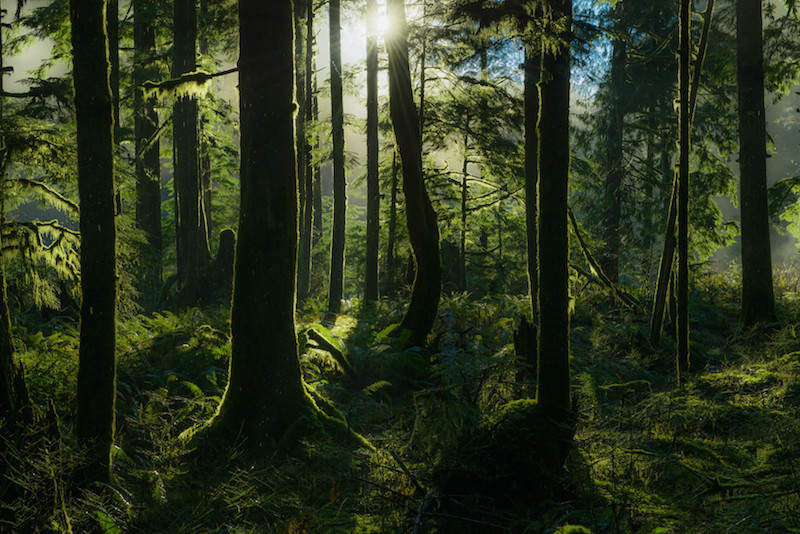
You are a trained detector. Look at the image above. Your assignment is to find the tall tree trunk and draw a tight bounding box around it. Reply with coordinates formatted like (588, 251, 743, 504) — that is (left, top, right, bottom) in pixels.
(327, 0, 347, 315)
(70, 0, 117, 482)
(524, 47, 540, 359)
(312, 53, 323, 246)
(676, 0, 690, 385)
(297, 0, 315, 302)
(134, 0, 163, 304)
(385, 148, 399, 295)
(536, 0, 571, 420)
(107, 0, 120, 144)
(210, 0, 309, 445)
(601, 1, 625, 284)
(199, 0, 212, 239)
(387, 0, 441, 346)
(173, 0, 210, 301)
(737, 0, 776, 327)
(365, 0, 380, 301)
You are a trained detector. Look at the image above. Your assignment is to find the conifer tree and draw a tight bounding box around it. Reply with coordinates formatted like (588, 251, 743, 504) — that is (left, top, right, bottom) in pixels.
(365, 0, 380, 302)
(328, 0, 347, 315)
(737, 0, 776, 327)
(70, 0, 118, 482)
(387, 0, 441, 346)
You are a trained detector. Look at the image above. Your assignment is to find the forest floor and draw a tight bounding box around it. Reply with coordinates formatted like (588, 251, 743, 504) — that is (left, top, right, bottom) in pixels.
(4, 265, 800, 533)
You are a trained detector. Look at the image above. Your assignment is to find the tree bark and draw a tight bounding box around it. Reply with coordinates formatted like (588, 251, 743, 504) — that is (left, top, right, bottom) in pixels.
(601, 1, 625, 284)
(365, 0, 380, 301)
(737, 0, 776, 327)
(524, 46, 540, 367)
(173, 0, 210, 301)
(70, 0, 117, 482)
(210, 0, 310, 445)
(677, 0, 690, 385)
(134, 0, 163, 304)
(327, 0, 347, 315)
(385, 148, 399, 295)
(298, 0, 315, 302)
(107, 0, 120, 144)
(387, 0, 441, 347)
(459, 127, 469, 292)
(536, 0, 571, 419)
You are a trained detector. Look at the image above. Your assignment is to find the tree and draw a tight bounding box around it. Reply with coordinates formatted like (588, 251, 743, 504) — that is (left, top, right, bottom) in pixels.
(737, 0, 776, 327)
(206, 0, 311, 446)
(327, 0, 347, 315)
(523, 45, 540, 374)
(297, 0, 315, 302)
(387, 0, 441, 346)
(173, 0, 211, 301)
(365, 0, 380, 302)
(676, 0, 690, 384)
(536, 0, 572, 420)
(134, 0, 163, 304)
(70, 0, 118, 482)
(108, 0, 120, 144)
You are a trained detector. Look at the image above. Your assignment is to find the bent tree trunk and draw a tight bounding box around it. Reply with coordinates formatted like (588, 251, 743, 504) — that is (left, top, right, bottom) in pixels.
(70, 0, 118, 483)
(208, 0, 310, 445)
(737, 0, 776, 327)
(387, 0, 440, 346)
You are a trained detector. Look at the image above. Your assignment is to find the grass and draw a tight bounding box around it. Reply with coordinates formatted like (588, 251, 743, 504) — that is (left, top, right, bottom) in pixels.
(3, 265, 800, 532)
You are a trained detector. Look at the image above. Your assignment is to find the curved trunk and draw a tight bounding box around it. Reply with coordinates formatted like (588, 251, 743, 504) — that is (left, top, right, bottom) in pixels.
(387, 0, 441, 347)
(71, 0, 117, 482)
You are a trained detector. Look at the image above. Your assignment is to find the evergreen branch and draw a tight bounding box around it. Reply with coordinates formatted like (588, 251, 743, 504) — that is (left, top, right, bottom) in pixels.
(10, 178, 79, 215)
(135, 112, 173, 163)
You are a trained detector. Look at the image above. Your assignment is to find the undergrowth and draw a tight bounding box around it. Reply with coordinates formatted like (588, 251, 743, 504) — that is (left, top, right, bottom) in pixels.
(3, 264, 800, 532)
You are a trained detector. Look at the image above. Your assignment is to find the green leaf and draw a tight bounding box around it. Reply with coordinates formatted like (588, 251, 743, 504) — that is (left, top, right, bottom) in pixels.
(94, 510, 121, 534)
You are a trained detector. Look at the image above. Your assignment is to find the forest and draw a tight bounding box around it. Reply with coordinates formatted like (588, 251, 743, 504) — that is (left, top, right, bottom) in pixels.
(1, 0, 800, 531)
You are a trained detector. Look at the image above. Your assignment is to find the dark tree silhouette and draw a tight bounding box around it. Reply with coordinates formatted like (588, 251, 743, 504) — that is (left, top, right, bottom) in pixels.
(737, 0, 776, 327)
(70, 0, 118, 482)
(676, 0, 690, 384)
(207, 0, 311, 445)
(297, 0, 315, 302)
(328, 0, 347, 315)
(365, 0, 380, 302)
(387, 0, 441, 346)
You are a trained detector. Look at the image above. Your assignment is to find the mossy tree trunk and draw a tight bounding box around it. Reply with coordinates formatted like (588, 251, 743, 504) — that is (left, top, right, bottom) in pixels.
(365, 0, 380, 302)
(387, 0, 441, 346)
(70, 0, 117, 483)
(210, 0, 310, 445)
(173, 0, 210, 302)
(601, 1, 625, 285)
(134, 0, 163, 304)
(107, 0, 120, 144)
(524, 47, 540, 372)
(327, 0, 347, 315)
(737, 0, 776, 327)
(536, 0, 571, 419)
(676, 0, 690, 385)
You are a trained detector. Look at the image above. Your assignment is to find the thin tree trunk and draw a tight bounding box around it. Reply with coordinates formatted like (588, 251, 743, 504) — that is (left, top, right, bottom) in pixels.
(70, 0, 117, 482)
(199, 0, 212, 239)
(676, 0, 690, 385)
(524, 47, 540, 358)
(737, 0, 776, 327)
(327, 0, 347, 315)
(134, 0, 163, 304)
(312, 54, 323, 245)
(536, 0, 571, 419)
(298, 0, 315, 301)
(387, 0, 441, 346)
(365, 0, 380, 301)
(385, 148, 399, 295)
(601, 1, 625, 284)
(209, 0, 310, 445)
(459, 127, 469, 291)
